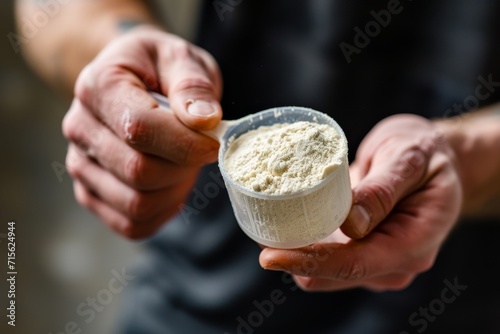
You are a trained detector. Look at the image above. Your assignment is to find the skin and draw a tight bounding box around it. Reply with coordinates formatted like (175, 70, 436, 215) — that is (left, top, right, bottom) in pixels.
(64, 27, 223, 239)
(260, 115, 462, 291)
(16, 0, 500, 292)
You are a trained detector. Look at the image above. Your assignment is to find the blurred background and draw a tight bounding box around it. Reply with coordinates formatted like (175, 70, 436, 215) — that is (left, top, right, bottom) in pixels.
(0, 1, 199, 333)
(1, 1, 500, 333)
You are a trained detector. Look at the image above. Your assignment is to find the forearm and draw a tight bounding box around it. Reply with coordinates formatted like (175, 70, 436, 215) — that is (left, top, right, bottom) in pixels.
(434, 106, 500, 218)
(15, 0, 159, 96)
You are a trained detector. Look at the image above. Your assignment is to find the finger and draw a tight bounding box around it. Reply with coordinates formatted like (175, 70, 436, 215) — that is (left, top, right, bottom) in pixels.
(259, 232, 427, 281)
(73, 180, 174, 240)
(76, 32, 223, 132)
(67, 145, 197, 223)
(341, 139, 436, 239)
(158, 42, 223, 131)
(75, 66, 219, 165)
(63, 99, 198, 190)
(293, 273, 415, 292)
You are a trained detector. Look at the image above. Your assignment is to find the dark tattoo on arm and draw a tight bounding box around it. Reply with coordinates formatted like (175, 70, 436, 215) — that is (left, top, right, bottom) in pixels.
(118, 19, 149, 32)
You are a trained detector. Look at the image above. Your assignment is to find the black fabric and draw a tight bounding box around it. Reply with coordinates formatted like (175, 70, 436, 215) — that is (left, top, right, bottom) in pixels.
(115, 1, 500, 333)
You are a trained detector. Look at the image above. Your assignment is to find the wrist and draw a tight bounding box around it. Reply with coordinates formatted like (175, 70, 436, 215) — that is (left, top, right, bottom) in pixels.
(433, 117, 468, 201)
(433, 109, 500, 217)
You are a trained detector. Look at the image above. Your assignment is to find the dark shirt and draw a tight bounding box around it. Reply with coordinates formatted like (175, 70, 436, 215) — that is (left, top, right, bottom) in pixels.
(116, 1, 500, 333)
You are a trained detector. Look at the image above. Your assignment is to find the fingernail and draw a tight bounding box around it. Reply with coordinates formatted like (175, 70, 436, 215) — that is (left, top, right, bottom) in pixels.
(348, 205, 371, 236)
(80, 65, 95, 90)
(186, 100, 217, 117)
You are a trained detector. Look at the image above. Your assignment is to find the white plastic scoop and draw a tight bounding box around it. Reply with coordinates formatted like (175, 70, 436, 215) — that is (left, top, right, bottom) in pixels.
(150, 91, 352, 249)
(151, 92, 236, 142)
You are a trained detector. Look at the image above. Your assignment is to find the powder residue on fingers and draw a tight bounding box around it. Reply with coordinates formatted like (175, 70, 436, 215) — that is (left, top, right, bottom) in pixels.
(224, 121, 344, 195)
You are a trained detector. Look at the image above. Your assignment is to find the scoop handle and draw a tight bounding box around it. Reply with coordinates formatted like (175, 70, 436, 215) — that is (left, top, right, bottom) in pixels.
(150, 92, 229, 142)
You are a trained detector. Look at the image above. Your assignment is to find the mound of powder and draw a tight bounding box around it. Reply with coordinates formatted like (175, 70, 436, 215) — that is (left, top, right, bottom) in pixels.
(224, 121, 344, 195)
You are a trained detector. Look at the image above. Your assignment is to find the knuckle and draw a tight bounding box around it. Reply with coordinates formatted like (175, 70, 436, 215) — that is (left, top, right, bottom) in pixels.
(170, 38, 219, 84)
(127, 191, 154, 222)
(74, 65, 95, 103)
(124, 152, 148, 187)
(62, 108, 82, 142)
(198, 47, 219, 71)
(171, 39, 194, 60)
(65, 150, 85, 178)
(336, 259, 368, 281)
(118, 219, 155, 241)
(172, 77, 216, 95)
(124, 113, 154, 147)
(61, 112, 74, 140)
(194, 53, 221, 89)
(396, 145, 427, 178)
(75, 80, 90, 104)
(65, 160, 78, 178)
(361, 180, 396, 217)
(62, 105, 95, 152)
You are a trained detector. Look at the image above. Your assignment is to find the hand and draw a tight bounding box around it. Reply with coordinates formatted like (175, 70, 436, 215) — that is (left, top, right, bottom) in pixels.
(62, 26, 222, 239)
(259, 114, 463, 291)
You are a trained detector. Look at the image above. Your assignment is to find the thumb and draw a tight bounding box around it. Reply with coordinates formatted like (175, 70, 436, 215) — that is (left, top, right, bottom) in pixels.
(164, 51, 223, 132)
(341, 143, 433, 239)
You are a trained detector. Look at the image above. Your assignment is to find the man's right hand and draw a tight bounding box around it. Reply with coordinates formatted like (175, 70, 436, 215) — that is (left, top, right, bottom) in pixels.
(62, 26, 223, 239)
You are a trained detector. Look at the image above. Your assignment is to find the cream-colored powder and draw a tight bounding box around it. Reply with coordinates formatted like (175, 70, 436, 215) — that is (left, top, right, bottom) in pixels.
(224, 121, 343, 195)
(222, 118, 351, 248)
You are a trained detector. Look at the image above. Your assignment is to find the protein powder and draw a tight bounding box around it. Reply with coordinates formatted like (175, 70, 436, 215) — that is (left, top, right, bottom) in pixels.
(219, 107, 352, 249)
